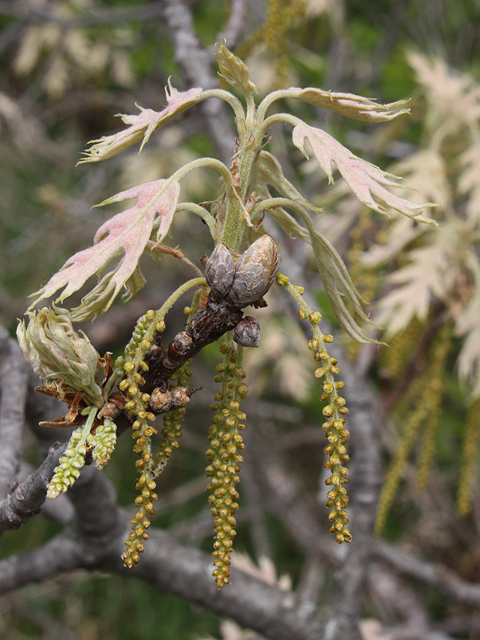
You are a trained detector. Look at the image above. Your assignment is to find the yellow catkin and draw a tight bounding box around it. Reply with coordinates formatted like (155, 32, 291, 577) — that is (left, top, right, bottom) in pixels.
(375, 324, 452, 534)
(457, 398, 480, 516)
(206, 340, 246, 588)
(121, 343, 191, 569)
(379, 316, 424, 380)
(415, 378, 444, 492)
(280, 277, 351, 543)
(237, 0, 307, 88)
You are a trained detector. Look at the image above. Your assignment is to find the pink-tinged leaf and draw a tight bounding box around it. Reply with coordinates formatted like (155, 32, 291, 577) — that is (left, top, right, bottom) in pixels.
(288, 88, 410, 121)
(79, 84, 203, 163)
(292, 123, 438, 226)
(29, 180, 180, 320)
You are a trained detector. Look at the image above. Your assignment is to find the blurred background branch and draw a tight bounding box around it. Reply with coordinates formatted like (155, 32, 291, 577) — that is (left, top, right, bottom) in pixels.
(2, 1, 480, 640)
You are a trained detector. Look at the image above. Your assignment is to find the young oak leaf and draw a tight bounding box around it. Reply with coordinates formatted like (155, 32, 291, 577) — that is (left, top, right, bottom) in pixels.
(79, 83, 203, 163)
(288, 88, 410, 121)
(292, 123, 438, 226)
(456, 252, 480, 399)
(29, 180, 181, 321)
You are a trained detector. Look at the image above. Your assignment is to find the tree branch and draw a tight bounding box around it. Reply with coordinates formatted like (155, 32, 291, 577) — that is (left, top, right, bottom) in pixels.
(0, 533, 83, 595)
(163, 0, 235, 165)
(376, 542, 480, 610)
(108, 527, 325, 640)
(0, 442, 67, 533)
(0, 458, 328, 640)
(0, 327, 30, 500)
(210, 0, 247, 53)
(0, 1, 166, 27)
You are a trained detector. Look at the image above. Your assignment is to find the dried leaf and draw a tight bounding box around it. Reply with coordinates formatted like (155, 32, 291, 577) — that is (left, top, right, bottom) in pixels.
(29, 180, 180, 320)
(292, 123, 438, 225)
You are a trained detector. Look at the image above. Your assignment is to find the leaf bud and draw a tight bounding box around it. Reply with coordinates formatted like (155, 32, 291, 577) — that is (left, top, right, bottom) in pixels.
(227, 236, 280, 307)
(276, 273, 289, 286)
(205, 244, 235, 299)
(17, 306, 105, 407)
(233, 316, 261, 348)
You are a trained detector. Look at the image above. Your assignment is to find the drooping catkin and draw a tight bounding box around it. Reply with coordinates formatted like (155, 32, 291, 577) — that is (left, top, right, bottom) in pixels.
(375, 324, 451, 533)
(206, 339, 247, 588)
(278, 274, 352, 543)
(153, 361, 193, 477)
(457, 398, 480, 516)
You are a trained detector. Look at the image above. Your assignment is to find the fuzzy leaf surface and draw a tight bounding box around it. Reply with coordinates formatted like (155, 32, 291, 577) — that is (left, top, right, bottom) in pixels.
(374, 224, 462, 337)
(289, 88, 410, 121)
(214, 41, 257, 96)
(79, 86, 203, 163)
(292, 123, 438, 225)
(30, 180, 180, 320)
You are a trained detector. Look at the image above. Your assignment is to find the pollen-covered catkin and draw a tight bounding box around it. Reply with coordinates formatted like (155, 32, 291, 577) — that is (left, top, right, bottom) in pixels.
(206, 340, 246, 588)
(278, 275, 352, 544)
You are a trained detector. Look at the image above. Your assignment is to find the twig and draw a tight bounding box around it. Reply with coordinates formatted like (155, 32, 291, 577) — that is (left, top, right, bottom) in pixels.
(376, 542, 480, 609)
(0, 1, 166, 27)
(0, 329, 30, 500)
(209, 0, 247, 53)
(0, 442, 67, 534)
(163, 0, 235, 165)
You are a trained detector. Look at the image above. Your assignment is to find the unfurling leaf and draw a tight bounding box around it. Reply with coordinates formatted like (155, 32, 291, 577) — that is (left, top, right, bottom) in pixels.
(16, 306, 104, 406)
(214, 40, 257, 96)
(289, 88, 410, 121)
(293, 206, 378, 343)
(29, 180, 180, 320)
(256, 151, 321, 214)
(292, 123, 438, 226)
(79, 84, 203, 163)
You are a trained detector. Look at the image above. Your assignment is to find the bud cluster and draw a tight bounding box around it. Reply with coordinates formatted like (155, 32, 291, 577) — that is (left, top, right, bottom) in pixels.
(205, 236, 280, 309)
(206, 340, 247, 588)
